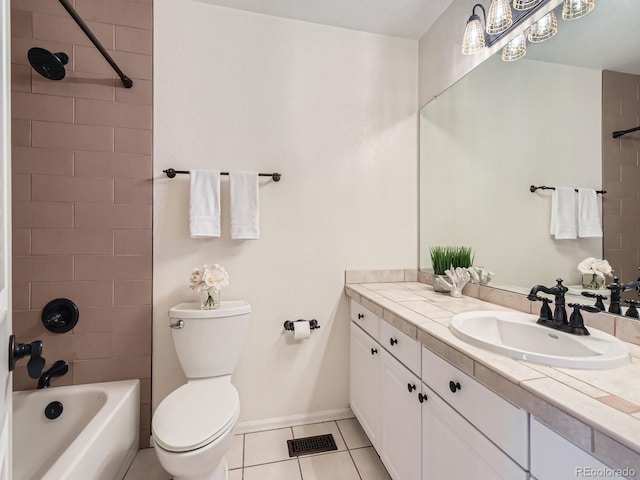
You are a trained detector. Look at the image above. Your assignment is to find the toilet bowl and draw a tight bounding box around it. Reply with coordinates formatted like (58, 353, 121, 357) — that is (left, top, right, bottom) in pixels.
(153, 379, 239, 480)
(152, 301, 251, 480)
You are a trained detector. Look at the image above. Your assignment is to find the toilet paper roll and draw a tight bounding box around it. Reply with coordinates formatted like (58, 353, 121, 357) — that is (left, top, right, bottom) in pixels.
(293, 321, 311, 340)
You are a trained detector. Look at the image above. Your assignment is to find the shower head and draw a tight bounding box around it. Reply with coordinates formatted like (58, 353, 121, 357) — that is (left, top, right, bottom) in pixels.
(27, 47, 69, 81)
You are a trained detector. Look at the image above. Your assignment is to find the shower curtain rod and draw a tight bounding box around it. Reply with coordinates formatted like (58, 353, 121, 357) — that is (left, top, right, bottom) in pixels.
(612, 126, 640, 139)
(58, 0, 133, 88)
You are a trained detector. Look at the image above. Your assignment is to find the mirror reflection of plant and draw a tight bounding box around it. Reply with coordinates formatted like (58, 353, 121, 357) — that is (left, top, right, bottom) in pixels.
(430, 246, 474, 275)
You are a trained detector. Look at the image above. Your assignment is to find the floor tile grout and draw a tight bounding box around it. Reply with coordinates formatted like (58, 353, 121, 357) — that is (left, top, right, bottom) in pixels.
(124, 417, 387, 480)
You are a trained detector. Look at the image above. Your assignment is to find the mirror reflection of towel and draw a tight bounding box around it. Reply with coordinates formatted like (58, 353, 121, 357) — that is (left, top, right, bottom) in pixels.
(577, 188, 602, 238)
(550, 187, 577, 240)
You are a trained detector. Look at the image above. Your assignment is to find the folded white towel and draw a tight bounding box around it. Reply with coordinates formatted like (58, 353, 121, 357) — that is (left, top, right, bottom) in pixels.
(189, 169, 221, 238)
(578, 188, 603, 238)
(550, 187, 577, 240)
(230, 171, 259, 240)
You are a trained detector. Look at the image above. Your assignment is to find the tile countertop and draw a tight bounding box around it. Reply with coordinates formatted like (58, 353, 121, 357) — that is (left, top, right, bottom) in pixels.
(344, 280, 640, 473)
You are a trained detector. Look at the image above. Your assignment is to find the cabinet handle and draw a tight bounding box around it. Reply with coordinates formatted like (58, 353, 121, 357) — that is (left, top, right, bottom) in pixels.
(418, 392, 427, 403)
(389, 338, 398, 346)
(357, 313, 364, 319)
(371, 348, 378, 355)
(407, 383, 416, 392)
(449, 380, 461, 393)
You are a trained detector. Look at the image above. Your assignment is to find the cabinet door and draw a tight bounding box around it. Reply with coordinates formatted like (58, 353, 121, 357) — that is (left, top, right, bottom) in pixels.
(421, 384, 527, 480)
(350, 322, 380, 449)
(379, 349, 421, 480)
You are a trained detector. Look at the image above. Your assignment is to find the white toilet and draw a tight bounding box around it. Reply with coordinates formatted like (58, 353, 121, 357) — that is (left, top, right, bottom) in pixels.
(152, 300, 251, 480)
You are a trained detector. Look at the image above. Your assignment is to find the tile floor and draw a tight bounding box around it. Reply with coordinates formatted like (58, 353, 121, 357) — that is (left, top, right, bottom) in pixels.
(123, 418, 390, 480)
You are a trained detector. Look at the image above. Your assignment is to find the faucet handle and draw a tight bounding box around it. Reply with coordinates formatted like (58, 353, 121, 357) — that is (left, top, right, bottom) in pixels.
(624, 300, 639, 319)
(565, 303, 594, 336)
(581, 291, 608, 311)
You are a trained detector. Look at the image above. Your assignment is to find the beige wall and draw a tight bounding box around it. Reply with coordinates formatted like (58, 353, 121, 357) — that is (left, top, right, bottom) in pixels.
(602, 70, 640, 292)
(10, 0, 153, 445)
(153, 1, 418, 426)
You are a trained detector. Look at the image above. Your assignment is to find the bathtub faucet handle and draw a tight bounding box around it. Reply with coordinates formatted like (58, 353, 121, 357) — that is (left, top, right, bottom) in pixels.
(8, 335, 46, 378)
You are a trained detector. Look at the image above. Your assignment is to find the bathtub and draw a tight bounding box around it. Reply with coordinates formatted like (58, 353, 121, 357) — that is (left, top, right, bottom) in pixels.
(13, 379, 140, 480)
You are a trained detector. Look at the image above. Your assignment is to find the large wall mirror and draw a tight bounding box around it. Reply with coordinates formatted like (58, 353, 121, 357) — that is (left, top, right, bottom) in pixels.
(419, 1, 640, 300)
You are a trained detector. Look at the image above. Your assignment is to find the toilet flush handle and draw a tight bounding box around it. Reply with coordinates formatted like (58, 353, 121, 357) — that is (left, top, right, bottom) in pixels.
(170, 320, 185, 329)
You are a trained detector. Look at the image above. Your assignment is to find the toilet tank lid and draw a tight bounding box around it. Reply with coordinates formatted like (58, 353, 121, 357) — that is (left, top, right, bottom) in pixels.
(169, 300, 251, 318)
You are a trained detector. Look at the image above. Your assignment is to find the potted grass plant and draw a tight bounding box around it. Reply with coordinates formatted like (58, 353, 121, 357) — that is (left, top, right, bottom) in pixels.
(429, 246, 474, 292)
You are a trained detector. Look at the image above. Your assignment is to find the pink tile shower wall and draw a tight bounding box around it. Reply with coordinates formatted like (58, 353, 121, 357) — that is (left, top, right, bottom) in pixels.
(602, 70, 640, 299)
(10, 0, 153, 446)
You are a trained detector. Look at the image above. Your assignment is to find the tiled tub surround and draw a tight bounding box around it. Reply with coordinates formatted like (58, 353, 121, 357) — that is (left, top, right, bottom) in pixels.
(345, 271, 640, 474)
(10, 0, 153, 445)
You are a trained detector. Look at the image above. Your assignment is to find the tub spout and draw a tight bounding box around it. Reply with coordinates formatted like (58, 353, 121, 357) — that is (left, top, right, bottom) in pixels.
(37, 360, 69, 389)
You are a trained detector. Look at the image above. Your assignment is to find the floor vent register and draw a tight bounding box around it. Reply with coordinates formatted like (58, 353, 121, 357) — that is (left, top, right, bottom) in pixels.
(287, 434, 338, 457)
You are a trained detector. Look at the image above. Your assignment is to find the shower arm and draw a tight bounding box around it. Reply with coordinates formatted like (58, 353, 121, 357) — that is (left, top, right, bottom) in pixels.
(612, 125, 640, 139)
(57, 0, 133, 88)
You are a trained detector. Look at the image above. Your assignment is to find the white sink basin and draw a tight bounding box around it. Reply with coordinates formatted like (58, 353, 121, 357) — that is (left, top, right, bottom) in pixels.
(450, 311, 630, 369)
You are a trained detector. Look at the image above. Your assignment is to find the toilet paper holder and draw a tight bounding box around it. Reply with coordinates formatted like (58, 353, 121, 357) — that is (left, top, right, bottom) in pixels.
(283, 319, 320, 332)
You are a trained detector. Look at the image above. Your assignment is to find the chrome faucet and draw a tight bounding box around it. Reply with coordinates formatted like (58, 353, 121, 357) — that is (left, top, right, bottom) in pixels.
(527, 278, 569, 327)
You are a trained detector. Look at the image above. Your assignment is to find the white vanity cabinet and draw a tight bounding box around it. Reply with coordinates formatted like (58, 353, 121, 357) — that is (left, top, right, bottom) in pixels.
(350, 320, 381, 449)
(378, 348, 422, 480)
(421, 346, 528, 480)
(530, 417, 628, 480)
(421, 383, 528, 480)
(349, 300, 422, 480)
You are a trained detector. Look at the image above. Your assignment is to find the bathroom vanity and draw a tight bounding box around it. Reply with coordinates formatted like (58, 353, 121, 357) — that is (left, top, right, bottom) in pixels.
(346, 271, 640, 480)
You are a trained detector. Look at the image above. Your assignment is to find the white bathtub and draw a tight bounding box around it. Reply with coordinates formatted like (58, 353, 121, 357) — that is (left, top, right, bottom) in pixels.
(13, 379, 140, 480)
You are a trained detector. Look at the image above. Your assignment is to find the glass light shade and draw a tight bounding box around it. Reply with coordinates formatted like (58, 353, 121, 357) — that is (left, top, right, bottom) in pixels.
(486, 0, 513, 34)
(527, 11, 558, 43)
(462, 18, 486, 55)
(562, 0, 595, 20)
(502, 33, 527, 61)
(513, 0, 543, 10)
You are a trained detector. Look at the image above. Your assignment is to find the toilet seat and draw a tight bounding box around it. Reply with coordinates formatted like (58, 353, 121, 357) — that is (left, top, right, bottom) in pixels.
(152, 381, 239, 453)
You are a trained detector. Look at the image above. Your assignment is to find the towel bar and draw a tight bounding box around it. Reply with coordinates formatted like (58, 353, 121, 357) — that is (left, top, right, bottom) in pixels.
(163, 168, 281, 182)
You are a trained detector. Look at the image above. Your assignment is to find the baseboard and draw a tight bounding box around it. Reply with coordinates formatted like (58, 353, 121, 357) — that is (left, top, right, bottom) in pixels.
(235, 408, 354, 434)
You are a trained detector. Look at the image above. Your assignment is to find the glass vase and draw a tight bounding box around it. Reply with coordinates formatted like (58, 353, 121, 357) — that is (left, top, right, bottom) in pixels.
(581, 273, 604, 290)
(199, 288, 220, 310)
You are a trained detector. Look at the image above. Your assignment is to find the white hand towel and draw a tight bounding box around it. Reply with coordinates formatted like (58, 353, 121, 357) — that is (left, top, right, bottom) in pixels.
(189, 169, 220, 238)
(549, 187, 577, 240)
(578, 188, 603, 238)
(230, 171, 259, 240)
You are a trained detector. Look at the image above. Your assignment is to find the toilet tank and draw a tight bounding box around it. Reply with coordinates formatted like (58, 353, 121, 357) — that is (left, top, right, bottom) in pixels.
(169, 301, 251, 378)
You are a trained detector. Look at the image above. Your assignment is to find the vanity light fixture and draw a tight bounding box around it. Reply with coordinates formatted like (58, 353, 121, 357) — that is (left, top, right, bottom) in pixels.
(562, 0, 595, 20)
(461, 0, 553, 57)
(502, 32, 527, 61)
(462, 4, 487, 55)
(527, 10, 558, 42)
(486, 0, 513, 34)
(513, 0, 543, 10)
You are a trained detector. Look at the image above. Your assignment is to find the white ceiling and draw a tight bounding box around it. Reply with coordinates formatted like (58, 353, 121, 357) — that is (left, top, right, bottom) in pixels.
(191, 0, 454, 39)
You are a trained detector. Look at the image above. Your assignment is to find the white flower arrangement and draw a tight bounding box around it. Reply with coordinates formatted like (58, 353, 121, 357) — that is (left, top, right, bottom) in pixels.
(577, 257, 613, 280)
(189, 264, 229, 310)
(189, 264, 230, 292)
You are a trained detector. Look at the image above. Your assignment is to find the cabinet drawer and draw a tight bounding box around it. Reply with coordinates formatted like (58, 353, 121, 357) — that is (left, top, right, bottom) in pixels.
(422, 346, 528, 468)
(380, 321, 420, 376)
(350, 300, 380, 341)
(531, 418, 626, 480)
